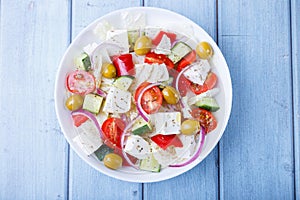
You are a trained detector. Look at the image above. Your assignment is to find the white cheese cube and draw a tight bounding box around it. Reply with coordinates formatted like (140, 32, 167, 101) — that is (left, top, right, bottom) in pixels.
(174, 135, 196, 161)
(93, 20, 114, 41)
(183, 60, 211, 85)
(150, 142, 179, 167)
(103, 86, 131, 113)
(154, 34, 172, 55)
(73, 120, 103, 155)
(147, 63, 169, 83)
(149, 112, 181, 136)
(124, 135, 150, 159)
(106, 29, 129, 53)
(83, 42, 98, 56)
(121, 11, 146, 30)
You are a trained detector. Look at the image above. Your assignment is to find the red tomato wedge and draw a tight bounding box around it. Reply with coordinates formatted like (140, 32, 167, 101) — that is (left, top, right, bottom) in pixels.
(135, 82, 163, 114)
(72, 114, 89, 127)
(176, 50, 197, 72)
(151, 134, 183, 150)
(190, 72, 218, 95)
(66, 70, 95, 95)
(101, 118, 126, 148)
(144, 52, 175, 69)
(152, 31, 177, 46)
(112, 54, 135, 76)
(191, 108, 217, 133)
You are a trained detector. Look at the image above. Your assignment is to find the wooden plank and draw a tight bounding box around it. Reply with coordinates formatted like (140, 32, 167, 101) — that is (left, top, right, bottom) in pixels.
(69, 1, 142, 199)
(218, 0, 294, 199)
(0, 0, 69, 199)
(143, 1, 219, 200)
(291, 0, 300, 199)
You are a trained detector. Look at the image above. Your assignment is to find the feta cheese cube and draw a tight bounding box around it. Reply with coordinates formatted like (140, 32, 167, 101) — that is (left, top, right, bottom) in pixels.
(103, 86, 131, 113)
(154, 34, 172, 55)
(106, 29, 129, 53)
(149, 112, 181, 136)
(124, 135, 150, 159)
(73, 120, 103, 155)
(183, 60, 211, 85)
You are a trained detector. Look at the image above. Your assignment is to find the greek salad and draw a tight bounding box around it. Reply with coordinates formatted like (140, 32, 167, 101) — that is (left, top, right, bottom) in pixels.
(64, 13, 220, 172)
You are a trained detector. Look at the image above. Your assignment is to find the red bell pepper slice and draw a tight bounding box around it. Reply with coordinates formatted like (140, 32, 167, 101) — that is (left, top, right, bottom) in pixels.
(112, 54, 135, 76)
(151, 134, 183, 150)
(144, 52, 175, 69)
(152, 31, 177, 46)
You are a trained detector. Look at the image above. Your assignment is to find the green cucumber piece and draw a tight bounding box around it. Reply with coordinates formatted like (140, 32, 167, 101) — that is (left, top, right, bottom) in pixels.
(82, 94, 104, 114)
(194, 97, 220, 112)
(132, 117, 152, 135)
(168, 42, 192, 64)
(113, 75, 134, 91)
(94, 144, 114, 161)
(74, 53, 91, 71)
(139, 154, 161, 172)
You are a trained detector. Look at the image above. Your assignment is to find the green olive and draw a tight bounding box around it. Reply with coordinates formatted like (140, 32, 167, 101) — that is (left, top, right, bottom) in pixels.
(103, 153, 123, 170)
(134, 36, 152, 55)
(181, 119, 200, 135)
(65, 94, 84, 111)
(162, 86, 180, 105)
(196, 41, 213, 59)
(102, 63, 116, 78)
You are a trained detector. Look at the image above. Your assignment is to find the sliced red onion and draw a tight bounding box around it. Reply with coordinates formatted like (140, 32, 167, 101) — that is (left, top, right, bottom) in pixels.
(96, 88, 106, 97)
(120, 116, 140, 170)
(71, 109, 105, 140)
(136, 82, 162, 122)
(169, 126, 206, 167)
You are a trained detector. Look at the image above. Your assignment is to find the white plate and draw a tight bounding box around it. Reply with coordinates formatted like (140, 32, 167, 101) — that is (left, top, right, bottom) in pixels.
(55, 7, 232, 183)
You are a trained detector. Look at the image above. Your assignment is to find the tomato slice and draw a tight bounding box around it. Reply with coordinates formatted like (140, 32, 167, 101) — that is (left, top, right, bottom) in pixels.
(151, 134, 183, 150)
(112, 54, 135, 76)
(144, 52, 174, 69)
(135, 82, 163, 114)
(72, 114, 89, 127)
(66, 70, 95, 95)
(172, 74, 192, 96)
(190, 72, 218, 95)
(152, 31, 177, 46)
(176, 50, 196, 72)
(101, 118, 126, 148)
(191, 108, 217, 133)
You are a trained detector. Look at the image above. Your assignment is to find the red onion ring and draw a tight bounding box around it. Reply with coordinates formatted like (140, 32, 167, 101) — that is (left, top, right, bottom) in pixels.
(169, 126, 206, 167)
(96, 88, 106, 97)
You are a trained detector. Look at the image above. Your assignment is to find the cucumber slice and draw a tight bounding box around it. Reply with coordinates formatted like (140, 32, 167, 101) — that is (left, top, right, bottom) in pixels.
(82, 94, 104, 114)
(132, 116, 152, 135)
(139, 153, 161, 172)
(113, 75, 134, 91)
(74, 53, 91, 71)
(168, 42, 192, 64)
(94, 144, 114, 161)
(194, 97, 220, 112)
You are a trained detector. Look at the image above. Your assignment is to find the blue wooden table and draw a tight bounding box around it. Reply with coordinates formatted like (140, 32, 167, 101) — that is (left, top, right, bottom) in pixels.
(0, 0, 299, 199)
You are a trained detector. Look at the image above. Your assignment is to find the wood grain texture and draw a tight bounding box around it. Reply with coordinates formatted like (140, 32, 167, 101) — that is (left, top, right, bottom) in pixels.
(68, 1, 142, 199)
(0, 0, 70, 199)
(291, 0, 300, 199)
(143, 1, 219, 200)
(218, 0, 294, 199)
